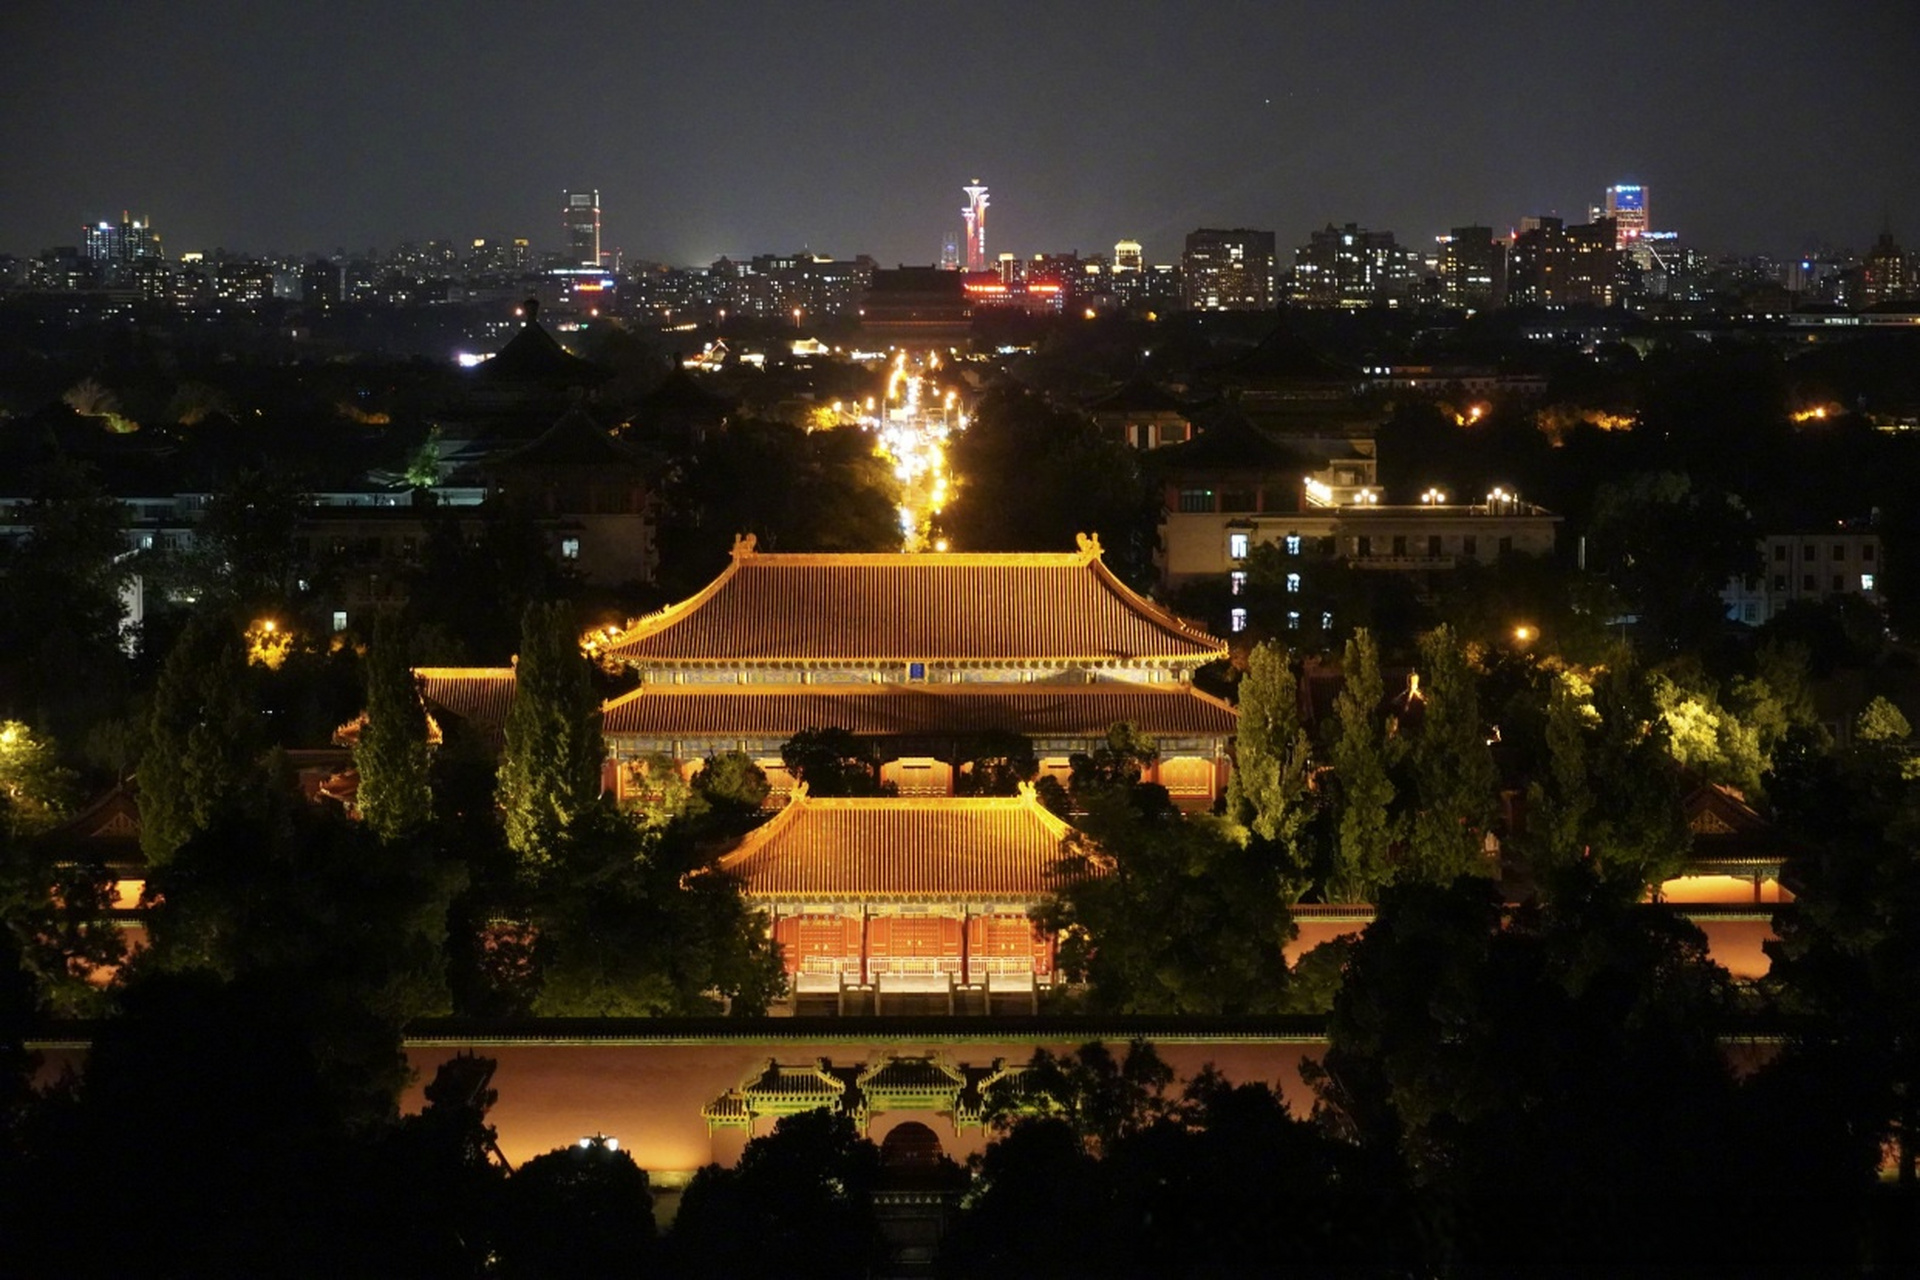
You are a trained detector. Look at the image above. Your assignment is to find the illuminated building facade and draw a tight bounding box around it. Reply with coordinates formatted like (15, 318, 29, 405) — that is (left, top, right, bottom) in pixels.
(1861, 230, 1912, 307)
(716, 785, 1074, 1007)
(563, 188, 601, 268)
(860, 266, 974, 344)
(1506, 216, 1621, 308)
(1152, 416, 1557, 636)
(1604, 183, 1649, 249)
(1113, 240, 1144, 273)
(415, 537, 1234, 1005)
(709, 253, 877, 320)
(1181, 227, 1275, 310)
(82, 214, 159, 267)
(1437, 225, 1504, 309)
(1290, 223, 1418, 308)
(420, 535, 1234, 806)
(1721, 530, 1883, 626)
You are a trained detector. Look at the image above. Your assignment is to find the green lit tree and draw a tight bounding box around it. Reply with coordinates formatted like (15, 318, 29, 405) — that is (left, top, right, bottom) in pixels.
(1522, 668, 1689, 895)
(1327, 629, 1401, 902)
(1402, 625, 1499, 883)
(354, 618, 432, 840)
(497, 603, 604, 877)
(137, 614, 262, 864)
(0, 720, 121, 1014)
(1226, 641, 1317, 897)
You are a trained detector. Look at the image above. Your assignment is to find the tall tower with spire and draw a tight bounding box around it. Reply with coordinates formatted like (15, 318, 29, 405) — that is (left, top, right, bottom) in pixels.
(962, 182, 990, 273)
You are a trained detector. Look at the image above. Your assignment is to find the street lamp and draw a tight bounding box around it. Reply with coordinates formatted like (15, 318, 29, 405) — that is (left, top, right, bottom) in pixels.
(1422, 487, 1447, 505)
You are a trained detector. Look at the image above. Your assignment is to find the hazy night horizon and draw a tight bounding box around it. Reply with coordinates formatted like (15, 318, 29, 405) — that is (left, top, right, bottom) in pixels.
(3, 0, 1917, 263)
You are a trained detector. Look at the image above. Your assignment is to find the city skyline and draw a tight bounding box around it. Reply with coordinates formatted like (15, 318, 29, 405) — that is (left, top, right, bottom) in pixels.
(2, 0, 1916, 266)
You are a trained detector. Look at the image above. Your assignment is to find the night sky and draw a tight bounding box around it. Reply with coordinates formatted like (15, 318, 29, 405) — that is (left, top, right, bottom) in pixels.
(4, 0, 1915, 266)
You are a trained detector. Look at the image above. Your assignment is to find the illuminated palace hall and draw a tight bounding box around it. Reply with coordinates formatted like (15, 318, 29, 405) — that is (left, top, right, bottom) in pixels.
(418, 532, 1233, 1005)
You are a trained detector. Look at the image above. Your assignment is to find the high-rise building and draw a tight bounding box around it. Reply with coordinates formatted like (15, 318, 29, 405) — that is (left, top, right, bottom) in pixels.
(1604, 184, 1648, 250)
(1507, 216, 1621, 308)
(1113, 240, 1144, 273)
(82, 214, 159, 268)
(1437, 226, 1504, 310)
(961, 182, 990, 273)
(564, 189, 601, 268)
(1290, 223, 1417, 308)
(1181, 228, 1275, 311)
(1861, 229, 1911, 308)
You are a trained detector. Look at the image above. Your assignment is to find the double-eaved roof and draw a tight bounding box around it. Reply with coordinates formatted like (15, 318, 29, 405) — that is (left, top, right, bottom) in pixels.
(598, 534, 1226, 669)
(719, 785, 1076, 902)
(602, 682, 1236, 740)
(415, 669, 1236, 745)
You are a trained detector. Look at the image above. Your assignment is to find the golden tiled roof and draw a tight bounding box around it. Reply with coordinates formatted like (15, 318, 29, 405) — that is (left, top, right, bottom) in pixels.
(415, 668, 517, 744)
(719, 784, 1075, 901)
(599, 534, 1225, 667)
(600, 682, 1237, 739)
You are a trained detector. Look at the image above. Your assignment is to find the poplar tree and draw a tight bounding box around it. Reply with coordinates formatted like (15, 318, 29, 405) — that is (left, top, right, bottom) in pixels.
(1404, 625, 1500, 883)
(137, 615, 260, 863)
(497, 603, 604, 875)
(1327, 628, 1400, 902)
(354, 618, 432, 840)
(1226, 641, 1315, 896)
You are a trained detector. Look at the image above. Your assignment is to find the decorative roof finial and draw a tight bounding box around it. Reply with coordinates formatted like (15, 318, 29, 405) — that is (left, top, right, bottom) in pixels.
(730, 532, 759, 560)
(1075, 531, 1103, 559)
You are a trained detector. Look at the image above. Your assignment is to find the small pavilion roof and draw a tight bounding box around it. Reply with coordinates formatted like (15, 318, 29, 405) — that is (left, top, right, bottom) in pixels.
(1084, 376, 1190, 417)
(480, 311, 610, 385)
(34, 784, 145, 870)
(599, 534, 1226, 668)
(634, 366, 736, 420)
(486, 405, 650, 470)
(1683, 781, 1801, 870)
(602, 681, 1236, 740)
(719, 785, 1075, 901)
(1154, 403, 1327, 474)
(1208, 324, 1358, 385)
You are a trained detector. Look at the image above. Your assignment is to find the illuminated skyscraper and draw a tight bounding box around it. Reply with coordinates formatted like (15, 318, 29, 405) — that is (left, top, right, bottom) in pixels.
(1437, 226, 1503, 309)
(1605, 184, 1648, 249)
(564, 189, 601, 268)
(1182, 228, 1275, 310)
(962, 182, 989, 273)
(82, 214, 159, 266)
(1113, 240, 1144, 273)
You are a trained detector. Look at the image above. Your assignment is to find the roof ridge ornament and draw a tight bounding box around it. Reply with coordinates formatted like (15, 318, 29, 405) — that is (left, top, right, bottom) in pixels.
(1075, 531, 1103, 559)
(731, 532, 759, 560)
